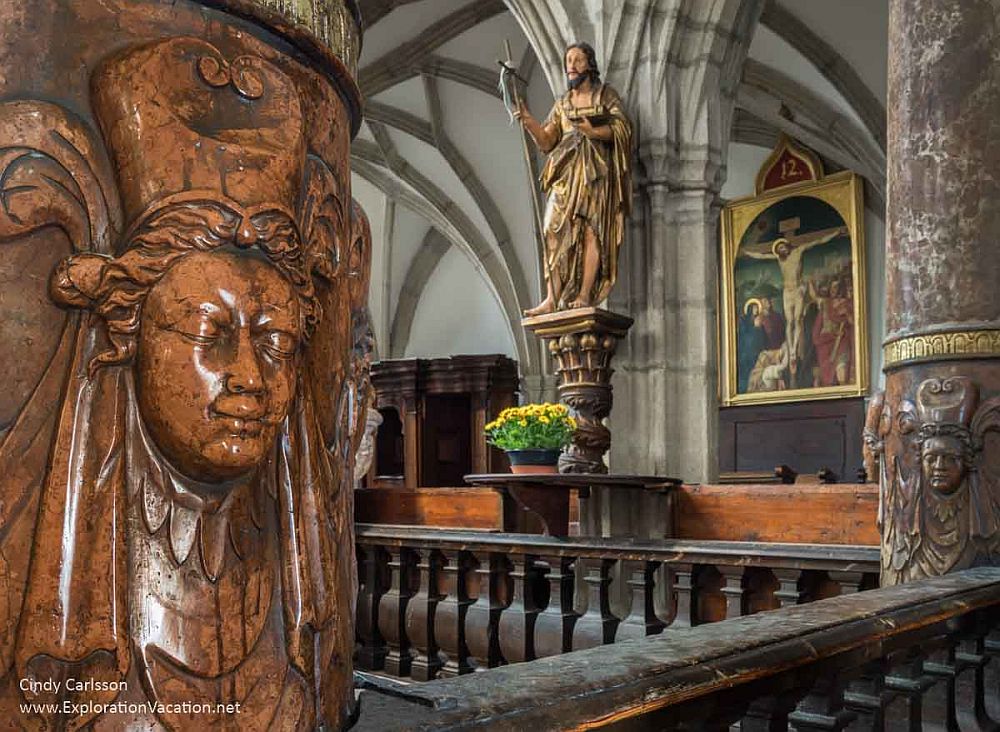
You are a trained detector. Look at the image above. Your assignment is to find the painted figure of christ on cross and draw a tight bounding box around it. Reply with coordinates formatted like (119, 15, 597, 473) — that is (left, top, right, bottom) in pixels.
(741, 216, 848, 379)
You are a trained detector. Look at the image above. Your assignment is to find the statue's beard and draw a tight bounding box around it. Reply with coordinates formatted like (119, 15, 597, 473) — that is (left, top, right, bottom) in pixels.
(567, 73, 589, 90)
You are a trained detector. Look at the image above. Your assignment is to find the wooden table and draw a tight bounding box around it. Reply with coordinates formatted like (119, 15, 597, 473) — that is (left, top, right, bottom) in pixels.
(464, 474, 680, 537)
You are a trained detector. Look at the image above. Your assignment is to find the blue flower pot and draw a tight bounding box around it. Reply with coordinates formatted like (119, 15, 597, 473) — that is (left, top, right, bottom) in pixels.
(506, 449, 561, 474)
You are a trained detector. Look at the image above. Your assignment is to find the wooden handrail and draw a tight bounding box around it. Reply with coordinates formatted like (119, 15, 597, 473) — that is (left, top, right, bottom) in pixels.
(354, 568, 1000, 730)
(356, 523, 879, 573)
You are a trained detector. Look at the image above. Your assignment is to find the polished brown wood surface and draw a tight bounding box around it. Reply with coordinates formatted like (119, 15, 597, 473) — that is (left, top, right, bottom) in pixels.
(0, 2, 365, 728)
(355, 487, 503, 529)
(357, 481, 878, 547)
(676, 483, 879, 545)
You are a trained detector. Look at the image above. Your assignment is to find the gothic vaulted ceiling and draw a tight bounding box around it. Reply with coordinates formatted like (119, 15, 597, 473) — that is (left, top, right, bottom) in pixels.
(351, 0, 888, 370)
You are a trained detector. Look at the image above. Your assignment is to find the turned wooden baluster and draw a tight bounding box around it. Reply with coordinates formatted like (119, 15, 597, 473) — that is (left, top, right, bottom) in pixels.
(741, 686, 811, 731)
(355, 544, 387, 670)
(966, 632, 997, 729)
(920, 642, 971, 731)
(405, 547, 442, 681)
(615, 560, 665, 641)
(671, 562, 695, 628)
(572, 557, 619, 650)
(465, 551, 505, 670)
(434, 548, 472, 677)
(719, 565, 747, 619)
(534, 555, 578, 658)
(498, 553, 540, 664)
(379, 547, 414, 677)
(788, 673, 857, 731)
(843, 659, 891, 729)
(884, 648, 934, 729)
(773, 568, 805, 608)
(829, 570, 865, 595)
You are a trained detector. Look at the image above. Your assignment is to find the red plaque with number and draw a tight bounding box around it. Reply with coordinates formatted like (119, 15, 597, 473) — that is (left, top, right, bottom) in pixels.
(755, 135, 823, 194)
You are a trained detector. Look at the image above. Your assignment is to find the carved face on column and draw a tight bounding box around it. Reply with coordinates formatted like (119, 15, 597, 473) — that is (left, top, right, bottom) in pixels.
(920, 434, 966, 495)
(0, 9, 365, 730)
(136, 249, 302, 482)
(879, 375, 1000, 584)
(52, 36, 334, 486)
(913, 378, 977, 498)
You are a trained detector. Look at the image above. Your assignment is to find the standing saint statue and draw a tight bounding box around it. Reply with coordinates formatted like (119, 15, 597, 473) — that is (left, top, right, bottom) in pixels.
(515, 43, 634, 314)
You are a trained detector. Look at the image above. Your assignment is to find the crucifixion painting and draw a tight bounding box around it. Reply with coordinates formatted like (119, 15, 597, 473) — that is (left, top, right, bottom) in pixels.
(723, 185, 867, 404)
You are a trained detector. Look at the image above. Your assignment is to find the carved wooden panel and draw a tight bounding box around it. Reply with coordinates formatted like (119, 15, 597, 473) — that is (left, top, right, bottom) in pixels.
(370, 355, 519, 489)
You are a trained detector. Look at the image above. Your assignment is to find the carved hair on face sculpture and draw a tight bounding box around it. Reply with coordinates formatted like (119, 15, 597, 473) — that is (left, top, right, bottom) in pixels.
(51, 201, 320, 482)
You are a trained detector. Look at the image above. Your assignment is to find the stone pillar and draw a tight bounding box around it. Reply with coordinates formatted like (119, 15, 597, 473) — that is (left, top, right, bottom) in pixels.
(612, 182, 722, 481)
(876, 0, 1000, 585)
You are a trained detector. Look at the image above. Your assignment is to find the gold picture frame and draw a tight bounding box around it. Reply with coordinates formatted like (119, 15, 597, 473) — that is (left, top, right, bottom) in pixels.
(720, 170, 868, 406)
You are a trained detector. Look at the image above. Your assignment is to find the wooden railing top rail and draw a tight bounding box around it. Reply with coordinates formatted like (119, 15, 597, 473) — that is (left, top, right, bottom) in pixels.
(354, 567, 1000, 730)
(356, 523, 880, 573)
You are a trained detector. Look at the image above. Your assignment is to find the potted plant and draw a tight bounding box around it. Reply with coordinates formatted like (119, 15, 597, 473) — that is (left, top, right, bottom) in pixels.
(484, 403, 577, 474)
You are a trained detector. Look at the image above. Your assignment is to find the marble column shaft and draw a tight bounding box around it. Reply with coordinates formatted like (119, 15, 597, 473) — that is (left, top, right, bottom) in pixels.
(877, 0, 1000, 584)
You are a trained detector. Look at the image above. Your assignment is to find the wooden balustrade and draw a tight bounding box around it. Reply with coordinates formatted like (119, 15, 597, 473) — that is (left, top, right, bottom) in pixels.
(355, 524, 879, 681)
(354, 567, 1000, 730)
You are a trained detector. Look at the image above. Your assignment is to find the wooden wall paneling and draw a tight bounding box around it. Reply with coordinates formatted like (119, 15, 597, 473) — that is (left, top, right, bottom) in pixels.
(675, 484, 879, 545)
(719, 397, 866, 480)
(355, 487, 503, 530)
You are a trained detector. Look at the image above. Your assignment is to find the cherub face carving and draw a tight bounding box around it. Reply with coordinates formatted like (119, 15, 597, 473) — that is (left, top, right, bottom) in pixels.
(921, 435, 965, 495)
(136, 249, 301, 483)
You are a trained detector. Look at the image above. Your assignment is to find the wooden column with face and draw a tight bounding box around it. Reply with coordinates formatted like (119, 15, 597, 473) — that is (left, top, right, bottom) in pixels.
(0, 2, 367, 729)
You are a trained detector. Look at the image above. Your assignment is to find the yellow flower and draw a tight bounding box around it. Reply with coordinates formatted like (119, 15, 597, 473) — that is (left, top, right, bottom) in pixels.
(567, 417, 577, 430)
(539, 415, 550, 424)
(519, 419, 528, 427)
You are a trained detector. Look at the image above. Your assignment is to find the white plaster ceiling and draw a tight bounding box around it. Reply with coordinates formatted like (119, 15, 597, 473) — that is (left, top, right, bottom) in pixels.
(748, 25, 868, 132)
(776, 0, 888, 102)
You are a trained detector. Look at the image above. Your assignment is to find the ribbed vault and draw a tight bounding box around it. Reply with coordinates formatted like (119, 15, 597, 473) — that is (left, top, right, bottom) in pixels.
(351, 0, 887, 406)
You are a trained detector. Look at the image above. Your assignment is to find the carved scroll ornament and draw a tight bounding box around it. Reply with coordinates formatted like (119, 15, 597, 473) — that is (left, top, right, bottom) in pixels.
(875, 377, 1000, 585)
(0, 35, 364, 730)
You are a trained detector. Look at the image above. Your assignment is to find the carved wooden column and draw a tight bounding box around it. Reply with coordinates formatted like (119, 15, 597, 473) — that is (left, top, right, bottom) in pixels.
(877, 0, 1000, 585)
(0, 1, 366, 728)
(522, 308, 634, 473)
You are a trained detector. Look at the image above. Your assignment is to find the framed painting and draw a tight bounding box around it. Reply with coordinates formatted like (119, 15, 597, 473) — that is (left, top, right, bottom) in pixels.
(720, 144, 868, 407)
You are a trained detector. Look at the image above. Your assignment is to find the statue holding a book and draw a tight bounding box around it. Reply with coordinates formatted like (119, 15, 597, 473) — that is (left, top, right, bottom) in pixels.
(515, 42, 633, 315)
